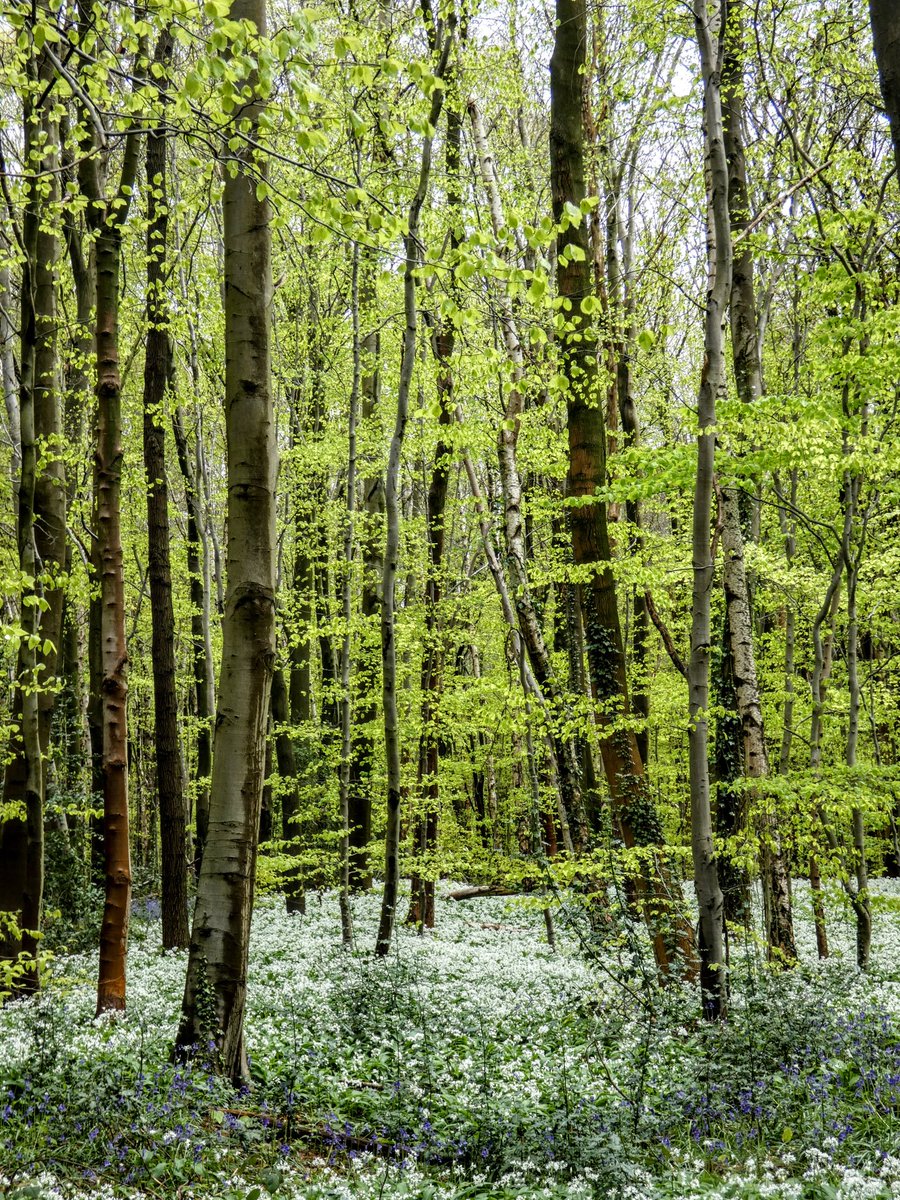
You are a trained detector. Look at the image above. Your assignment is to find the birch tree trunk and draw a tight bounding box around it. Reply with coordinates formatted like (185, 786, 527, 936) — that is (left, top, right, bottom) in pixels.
(176, 0, 276, 1078)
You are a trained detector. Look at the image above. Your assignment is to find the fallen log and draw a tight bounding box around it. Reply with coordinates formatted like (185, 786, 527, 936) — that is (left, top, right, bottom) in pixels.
(448, 885, 521, 901)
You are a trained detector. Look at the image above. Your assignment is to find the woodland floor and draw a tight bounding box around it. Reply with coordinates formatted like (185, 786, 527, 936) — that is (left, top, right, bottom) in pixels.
(4, 882, 900, 1198)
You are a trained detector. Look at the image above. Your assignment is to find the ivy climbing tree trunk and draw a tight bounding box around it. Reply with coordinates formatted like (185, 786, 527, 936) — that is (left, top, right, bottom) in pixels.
(176, 0, 276, 1079)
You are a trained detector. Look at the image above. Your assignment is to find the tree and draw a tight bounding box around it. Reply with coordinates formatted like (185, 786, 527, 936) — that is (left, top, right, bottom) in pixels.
(176, 0, 276, 1078)
(0, 9, 66, 991)
(689, 0, 729, 1017)
(375, 13, 454, 957)
(142, 28, 189, 950)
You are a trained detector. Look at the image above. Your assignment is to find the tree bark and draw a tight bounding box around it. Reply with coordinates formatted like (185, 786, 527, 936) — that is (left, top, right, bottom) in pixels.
(690, 0, 728, 1017)
(721, 0, 794, 963)
(176, 0, 276, 1080)
(549, 0, 694, 973)
(74, 13, 144, 1013)
(468, 96, 588, 853)
(337, 243, 360, 947)
(0, 36, 64, 990)
(143, 29, 189, 950)
(173, 404, 215, 871)
(375, 27, 453, 957)
(347, 255, 382, 892)
(870, 0, 900, 182)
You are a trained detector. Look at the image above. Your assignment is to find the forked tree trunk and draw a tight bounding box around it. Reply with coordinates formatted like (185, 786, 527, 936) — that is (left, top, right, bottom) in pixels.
(143, 29, 189, 949)
(176, 0, 276, 1079)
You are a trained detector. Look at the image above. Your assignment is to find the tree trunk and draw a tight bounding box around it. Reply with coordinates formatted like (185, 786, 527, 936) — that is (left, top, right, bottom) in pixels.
(337, 244, 360, 947)
(176, 0, 276, 1080)
(468, 97, 588, 852)
(721, 0, 794, 963)
(74, 24, 144, 1013)
(143, 30, 189, 950)
(870, 0, 900, 181)
(271, 667, 305, 913)
(720, 488, 795, 961)
(0, 40, 64, 989)
(347, 256, 382, 892)
(689, 0, 729, 1017)
(375, 29, 452, 957)
(173, 404, 215, 871)
(549, 0, 693, 973)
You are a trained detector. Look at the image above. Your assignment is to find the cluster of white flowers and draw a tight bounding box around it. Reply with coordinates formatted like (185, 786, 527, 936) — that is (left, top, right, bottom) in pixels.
(4, 879, 900, 1198)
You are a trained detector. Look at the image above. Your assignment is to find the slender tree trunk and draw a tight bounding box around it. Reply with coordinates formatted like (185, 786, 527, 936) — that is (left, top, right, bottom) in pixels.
(721, 0, 794, 963)
(0, 252, 20, 496)
(271, 667, 305, 913)
(92, 220, 134, 1014)
(720, 488, 795, 961)
(143, 30, 189, 949)
(689, 0, 729, 1017)
(173, 405, 215, 870)
(74, 19, 145, 1012)
(176, 0, 276, 1079)
(347, 257, 382, 892)
(468, 97, 588, 852)
(809, 559, 843, 961)
(375, 28, 453, 957)
(845, 554, 871, 969)
(337, 244, 360, 947)
(408, 80, 462, 929)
